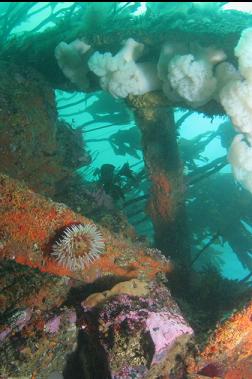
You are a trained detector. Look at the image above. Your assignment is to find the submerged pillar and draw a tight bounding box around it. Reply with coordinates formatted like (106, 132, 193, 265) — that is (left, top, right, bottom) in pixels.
(129, 95, 191, 265)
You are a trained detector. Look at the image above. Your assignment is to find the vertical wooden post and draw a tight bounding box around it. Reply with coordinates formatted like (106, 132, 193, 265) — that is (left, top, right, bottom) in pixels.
(133, 104, 191, 266)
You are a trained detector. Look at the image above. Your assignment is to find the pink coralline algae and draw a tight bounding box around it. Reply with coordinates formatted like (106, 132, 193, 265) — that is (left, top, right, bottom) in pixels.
(0, 307, 32, 342)
(44, 315, 61, 334)
(81, 283, 194, 378)
(44, 309, 77, 334)
(0, 328, 12, 342)
(146, 311, 194, 364)
(112, 366, 147, 379)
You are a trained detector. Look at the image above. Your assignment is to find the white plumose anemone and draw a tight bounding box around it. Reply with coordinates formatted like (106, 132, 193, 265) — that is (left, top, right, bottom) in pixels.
(51, 224, 105, 271)
(228, 134, 252, 194)
(166, 53, 217, 107)
(88, 38, 161, 98)
(219, 79, 252, 134)
(158, 43, 226, 107)
(235, 27, 252, 82)
(55, 39, 91, 90)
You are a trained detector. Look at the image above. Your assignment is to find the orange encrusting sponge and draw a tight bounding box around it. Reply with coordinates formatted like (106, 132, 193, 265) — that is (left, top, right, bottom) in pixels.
(0, 174, 173, 284)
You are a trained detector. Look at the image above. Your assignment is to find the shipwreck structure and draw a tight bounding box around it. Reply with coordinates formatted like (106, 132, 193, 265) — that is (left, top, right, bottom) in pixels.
(0, 3, 252, 378)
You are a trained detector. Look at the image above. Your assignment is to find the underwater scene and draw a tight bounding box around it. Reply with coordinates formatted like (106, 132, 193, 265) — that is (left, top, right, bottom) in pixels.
(0, 2, 252, 378)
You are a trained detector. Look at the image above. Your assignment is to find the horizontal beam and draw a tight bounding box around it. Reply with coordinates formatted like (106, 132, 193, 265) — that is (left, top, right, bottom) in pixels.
(0, 174, 172, 284)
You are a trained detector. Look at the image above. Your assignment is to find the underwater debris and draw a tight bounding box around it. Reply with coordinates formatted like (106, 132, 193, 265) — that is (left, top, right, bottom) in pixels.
(79, 281, 193, 378)
(0, 174, 172, 283)
(188, 301, 252, 378)
(1, 5, 252, 378)
(132, 105, 190, 263)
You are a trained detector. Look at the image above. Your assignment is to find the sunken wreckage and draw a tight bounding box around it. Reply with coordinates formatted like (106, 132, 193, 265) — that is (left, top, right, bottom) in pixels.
(0, 4, 252, 378)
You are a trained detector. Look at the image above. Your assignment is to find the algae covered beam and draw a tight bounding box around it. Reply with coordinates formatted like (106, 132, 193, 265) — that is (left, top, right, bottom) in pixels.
(128, 95, 191, 266)
(0, 174, 172, 283)
(188, 300, 252, 378)
(1, 4, 252, 93)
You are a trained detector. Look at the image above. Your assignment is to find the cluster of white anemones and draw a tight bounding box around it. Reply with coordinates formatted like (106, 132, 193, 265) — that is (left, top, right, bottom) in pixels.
(217, 28, 252, 194)
(51, 223, 105, 271)
(55, 30, 252, 194)
(55, 37, 226, 104)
